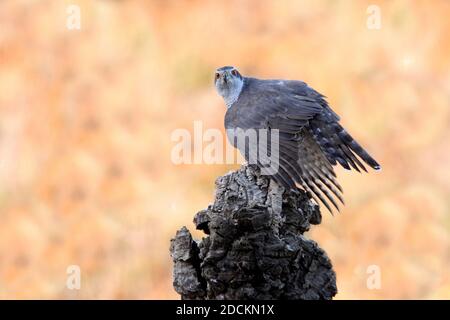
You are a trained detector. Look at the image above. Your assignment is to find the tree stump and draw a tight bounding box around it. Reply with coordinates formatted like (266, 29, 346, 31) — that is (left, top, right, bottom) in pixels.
(170, 164, 337, 300)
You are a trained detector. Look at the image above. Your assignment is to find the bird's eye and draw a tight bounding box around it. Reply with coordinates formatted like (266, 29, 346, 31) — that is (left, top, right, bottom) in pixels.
(231, 70, 238, 76)
(215, 73, 220, 80)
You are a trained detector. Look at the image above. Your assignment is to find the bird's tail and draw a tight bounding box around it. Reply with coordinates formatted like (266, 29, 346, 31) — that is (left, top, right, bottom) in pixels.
(310, 120, 381, 172)
(335, 124, 381, 171)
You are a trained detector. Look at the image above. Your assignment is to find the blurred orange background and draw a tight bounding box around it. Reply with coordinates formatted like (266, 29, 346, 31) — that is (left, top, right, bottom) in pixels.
(0, 0, 449, 299)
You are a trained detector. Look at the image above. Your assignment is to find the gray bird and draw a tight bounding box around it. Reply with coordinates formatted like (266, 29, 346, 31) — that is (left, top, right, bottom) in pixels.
(214, 66, 381, 213)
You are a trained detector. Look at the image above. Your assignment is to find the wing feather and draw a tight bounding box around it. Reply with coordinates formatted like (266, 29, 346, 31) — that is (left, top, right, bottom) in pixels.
(224, 77, 379, 214)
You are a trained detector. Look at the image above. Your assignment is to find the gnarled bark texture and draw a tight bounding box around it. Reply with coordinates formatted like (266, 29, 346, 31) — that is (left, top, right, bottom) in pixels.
(170, 164, 337, 300)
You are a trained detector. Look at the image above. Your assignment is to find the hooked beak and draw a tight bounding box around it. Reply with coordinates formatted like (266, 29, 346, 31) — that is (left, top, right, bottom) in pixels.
(223, 73, 228, 84)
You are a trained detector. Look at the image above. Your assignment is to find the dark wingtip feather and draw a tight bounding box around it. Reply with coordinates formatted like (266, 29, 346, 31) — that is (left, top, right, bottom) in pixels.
(365, 157, 381, 171)
(337, 158, 351, 170)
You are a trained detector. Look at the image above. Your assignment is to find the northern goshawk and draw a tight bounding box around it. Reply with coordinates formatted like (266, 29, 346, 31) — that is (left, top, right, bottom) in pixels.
(214, 66, 380, 213)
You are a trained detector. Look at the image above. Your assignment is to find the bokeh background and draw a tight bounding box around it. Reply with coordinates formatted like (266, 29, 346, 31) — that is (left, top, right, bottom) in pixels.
(0, 0, 449, 299)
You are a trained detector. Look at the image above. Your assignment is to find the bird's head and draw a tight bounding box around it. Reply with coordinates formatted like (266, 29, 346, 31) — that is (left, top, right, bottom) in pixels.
(214, 66, 244, 105)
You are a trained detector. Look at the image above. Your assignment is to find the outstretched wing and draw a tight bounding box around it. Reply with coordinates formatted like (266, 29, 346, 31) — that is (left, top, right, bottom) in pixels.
(225, 77, 380, 213)
(225, 78, 342, 212)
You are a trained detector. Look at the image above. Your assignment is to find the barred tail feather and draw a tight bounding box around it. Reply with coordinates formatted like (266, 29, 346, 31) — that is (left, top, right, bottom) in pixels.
(336, 126, 381, 171)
